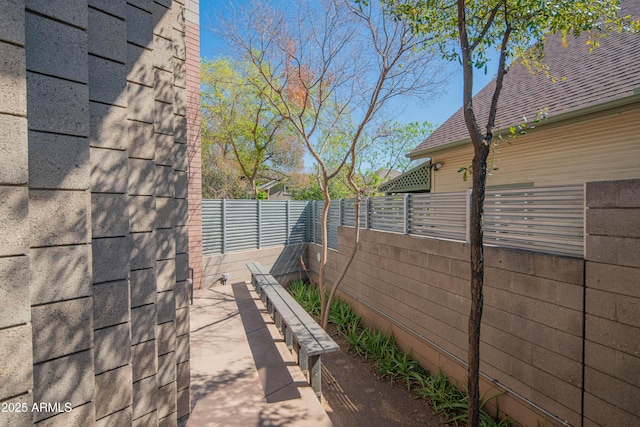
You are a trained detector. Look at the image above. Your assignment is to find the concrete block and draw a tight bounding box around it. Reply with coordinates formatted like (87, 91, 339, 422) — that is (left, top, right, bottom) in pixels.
(174, 115, 187, 144)
(586, 235, 640, 268)
(133, 375, 158, 419)
(25, 13, 88, 83)
(29, 131, 89, 190)
(25, 0, 88, 28)
(176, 360, 189, 391)
(0, 325, 33, 399)
(584, 366, 639, 415)
(583, 391, 640, 427)
(133, 410, 158, 427)
(175, 252, 189, 281)
(175, 171, 187, 199)
(156, 165, 175, 197)
(173, 29, 186, 60)
(586, 314, 639, 356)
(127, 3, 153, 48)
(131, 267, 157, 308)
(173, 89, 186, 118)
(0, 256, 29, 329)
(155, 0, 172, 8)
(157, 259, 176, 292)
(587, 208, 640, 238)
(127, 43, 154, 86)
(94, 279, 130, 328)
(129, 158, 156, 196)
(35, 402, 95, 427)
(92, 193, 129, 238)
(128, 120, 155, 159)
(0, 394, 32, 427)
(175, 226, 188, 253)
(95, 365, 133, 419)
(89, 9, 126, 62)
(158, 381, 177, 420)
(30, 245, 91, 305)
(0, 115, 28, 184)
(0, 187, 28, 257)
(94, 323, 131, 374)
(175, 281, 189, 311)
(175, 307, 189, 339)
(155, 101, 174, 135)
(176, 334, 189, 363)
(157, 318, 176, 355)
(0, 43, 26, 117)
(155, 133, 174, 166)
(89, 55, 127, 106)
(156, 228, 176, 260)
(91, 147, 128, 193)
(97, 406, 133, 427)
(153, 2, 172, 39)
(130, 195, 156, 232)
(156, 197, 176, 230)
(586, 179, 640, 208)
(0, 0, 25, 45)
(173, 58, 186, 89)
(132, 339, 157, 381)
(90, 102, 127, 149)
(158, 291, 176, 325)
(154, 35, 173, 72)
(128, 0, 152, 12)
(159, 412, 177, 427)
(175, 198, 188, 227)
(30, 189, 89, 247)
(155, 68, 174, 103)
(32, 298, 93, 363)
(89, 0, 126, 19)
(32, 350, 94, 422)
(586, 262, 640, 298)
(172, 4, 185, 33)
(132, 304, 157, 344)
(27, 72, 89, 136)
(127, 82, 155, 123)
(131, 233, 157, 271)
(158, 352, 176, 387)
(177, 387, 189, 419)
(174, 142, 187, 171)
(92, 237, 131, 283)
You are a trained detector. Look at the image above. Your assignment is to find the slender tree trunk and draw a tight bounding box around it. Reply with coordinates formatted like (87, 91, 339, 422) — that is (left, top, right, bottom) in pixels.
(467, 140, 489, 427)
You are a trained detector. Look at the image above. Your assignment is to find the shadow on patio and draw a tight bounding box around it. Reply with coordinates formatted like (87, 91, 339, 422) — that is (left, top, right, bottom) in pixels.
(186, 282, 332, 426)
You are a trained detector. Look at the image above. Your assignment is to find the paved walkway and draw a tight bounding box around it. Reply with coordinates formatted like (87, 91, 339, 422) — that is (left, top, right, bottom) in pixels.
(187, 282, 333, 427)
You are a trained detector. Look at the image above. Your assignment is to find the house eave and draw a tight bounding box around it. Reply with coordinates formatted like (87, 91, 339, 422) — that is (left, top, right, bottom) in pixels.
(408, 92, 640, 160)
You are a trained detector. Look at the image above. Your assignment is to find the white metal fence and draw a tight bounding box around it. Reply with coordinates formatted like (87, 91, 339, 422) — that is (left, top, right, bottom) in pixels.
(202, 185, 585, 257)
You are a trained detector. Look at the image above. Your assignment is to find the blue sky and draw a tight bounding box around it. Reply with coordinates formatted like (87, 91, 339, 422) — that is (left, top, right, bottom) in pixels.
(198, 0, 498, 165)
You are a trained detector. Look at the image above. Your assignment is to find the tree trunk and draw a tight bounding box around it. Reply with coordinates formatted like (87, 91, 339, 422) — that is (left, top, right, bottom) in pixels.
(467, 141, 490, 427)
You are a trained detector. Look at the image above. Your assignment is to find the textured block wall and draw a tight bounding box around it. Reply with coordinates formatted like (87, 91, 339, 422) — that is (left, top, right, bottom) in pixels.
(309, 227, 585, 426)
(0, 1, 197, 426)
(584, 179, 640, 426)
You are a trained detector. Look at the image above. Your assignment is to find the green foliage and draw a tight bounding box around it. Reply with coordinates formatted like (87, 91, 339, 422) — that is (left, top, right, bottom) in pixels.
(201, 57, 304, 198)
(287, 280, 512, 426)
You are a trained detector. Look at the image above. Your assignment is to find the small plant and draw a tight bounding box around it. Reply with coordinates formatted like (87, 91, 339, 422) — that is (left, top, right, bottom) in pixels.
(287, 281, 512, 427)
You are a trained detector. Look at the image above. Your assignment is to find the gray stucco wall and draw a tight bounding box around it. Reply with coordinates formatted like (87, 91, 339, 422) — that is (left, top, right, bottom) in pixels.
(0, 1, 194, 426)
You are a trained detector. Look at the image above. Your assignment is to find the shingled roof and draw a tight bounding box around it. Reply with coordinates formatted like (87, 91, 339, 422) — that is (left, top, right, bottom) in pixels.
(409, 3, 640, 159)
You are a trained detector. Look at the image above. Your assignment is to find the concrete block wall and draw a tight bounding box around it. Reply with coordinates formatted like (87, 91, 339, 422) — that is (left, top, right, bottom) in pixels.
(0, 1, 198, 425)
(584, 178, 640, 426)
(309, 227, 585, 426)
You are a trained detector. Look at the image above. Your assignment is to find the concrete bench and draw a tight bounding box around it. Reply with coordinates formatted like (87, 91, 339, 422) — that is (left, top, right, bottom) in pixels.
(246, 261, 339, 398)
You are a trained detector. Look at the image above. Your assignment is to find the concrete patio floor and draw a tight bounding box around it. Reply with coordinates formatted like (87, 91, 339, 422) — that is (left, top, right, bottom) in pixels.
(186, 282, 333, 427)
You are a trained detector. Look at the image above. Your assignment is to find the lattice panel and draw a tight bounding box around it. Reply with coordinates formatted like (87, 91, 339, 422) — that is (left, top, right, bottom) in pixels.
(378, 161, 431, 193)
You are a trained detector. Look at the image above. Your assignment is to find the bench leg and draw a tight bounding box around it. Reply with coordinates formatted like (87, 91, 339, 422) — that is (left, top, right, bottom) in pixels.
(284, 325, 292, 350)
(309, 355, 322, 399)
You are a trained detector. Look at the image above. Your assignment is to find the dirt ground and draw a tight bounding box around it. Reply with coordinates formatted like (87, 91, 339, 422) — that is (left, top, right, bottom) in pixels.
(321, 326, 448, 427)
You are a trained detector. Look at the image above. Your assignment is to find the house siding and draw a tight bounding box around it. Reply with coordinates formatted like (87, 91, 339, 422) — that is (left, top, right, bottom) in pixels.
(427, 106, 640, 193)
